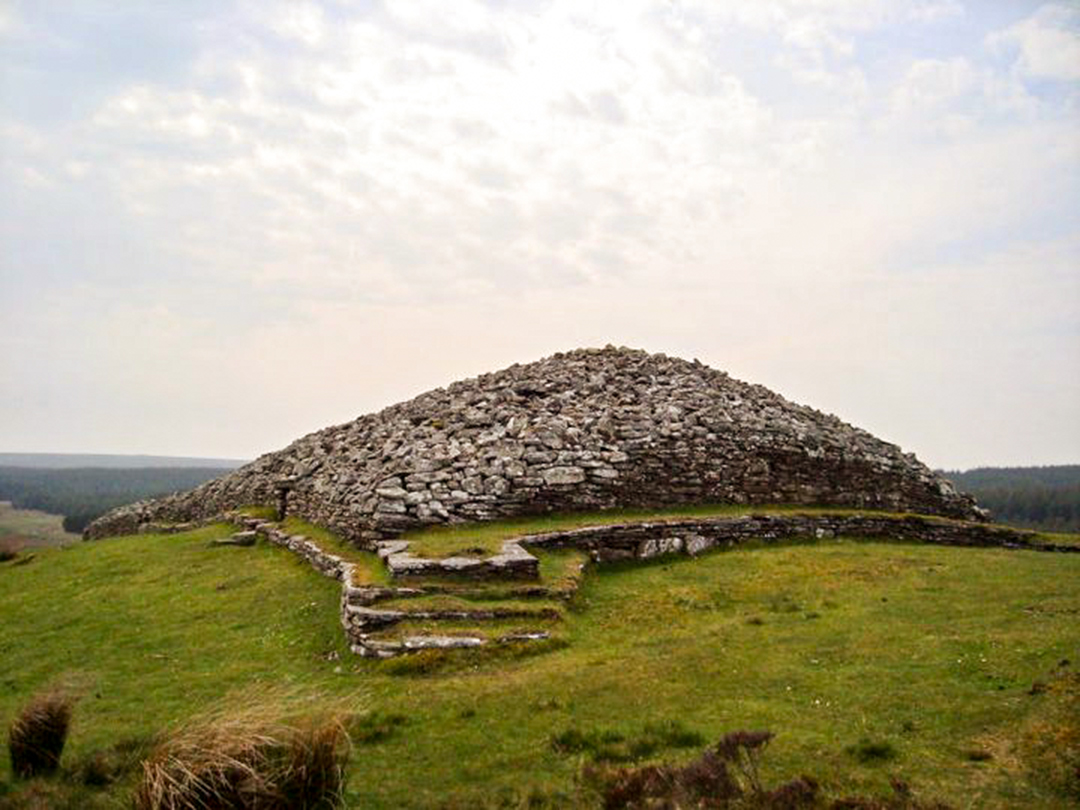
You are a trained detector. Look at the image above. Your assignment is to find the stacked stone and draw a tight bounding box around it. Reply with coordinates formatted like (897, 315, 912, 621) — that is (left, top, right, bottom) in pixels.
(86, 346, 982, 544)
(516, 513, 1066, 562)
(237, 511, 1065, 659)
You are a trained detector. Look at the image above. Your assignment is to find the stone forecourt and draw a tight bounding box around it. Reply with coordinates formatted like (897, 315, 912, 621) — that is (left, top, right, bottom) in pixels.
(224, 510, 1073, 659)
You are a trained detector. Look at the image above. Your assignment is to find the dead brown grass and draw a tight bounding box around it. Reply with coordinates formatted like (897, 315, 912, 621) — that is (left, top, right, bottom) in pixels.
(7, 689, 75, 779)
(132, 690, 355, 810)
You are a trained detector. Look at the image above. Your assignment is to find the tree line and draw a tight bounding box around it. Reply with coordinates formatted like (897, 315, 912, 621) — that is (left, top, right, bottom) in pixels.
(0, 466, 229, 533)
(942, 465, 1080, 532)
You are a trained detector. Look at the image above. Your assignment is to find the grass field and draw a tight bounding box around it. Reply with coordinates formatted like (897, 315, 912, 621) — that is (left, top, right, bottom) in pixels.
(0, 520, 1078, 807)
(0, 501, 78, 553)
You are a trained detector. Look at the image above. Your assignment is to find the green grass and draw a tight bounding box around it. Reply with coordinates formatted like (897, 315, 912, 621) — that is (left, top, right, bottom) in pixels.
(374, 593, 563, 614)
(550, 719, 705, 763)
(1, 522, 1078, 807)
(535, 547, 589, 594)
(280, 516, 390, 585)
(373, 616, 562, 642)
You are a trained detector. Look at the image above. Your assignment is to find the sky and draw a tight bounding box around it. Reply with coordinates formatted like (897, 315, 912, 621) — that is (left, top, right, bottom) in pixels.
(1, 0, 1077, 470)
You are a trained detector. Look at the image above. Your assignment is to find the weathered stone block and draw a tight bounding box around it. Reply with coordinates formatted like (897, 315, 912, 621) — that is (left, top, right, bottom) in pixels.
(542, 466, 586, 485)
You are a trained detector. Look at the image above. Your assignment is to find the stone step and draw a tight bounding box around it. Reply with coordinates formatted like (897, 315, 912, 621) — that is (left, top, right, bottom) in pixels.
(343, 602, 561, 631)
(352, 634, 485, 659)
(211, 530, 258, 547)
(376, 538, 539, 580)
(351, 630, 551, 659)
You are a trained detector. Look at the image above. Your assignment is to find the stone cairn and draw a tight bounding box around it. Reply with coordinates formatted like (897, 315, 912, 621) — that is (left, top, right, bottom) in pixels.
(86, 346, 983, 544)
(81, 345, 1017, 658)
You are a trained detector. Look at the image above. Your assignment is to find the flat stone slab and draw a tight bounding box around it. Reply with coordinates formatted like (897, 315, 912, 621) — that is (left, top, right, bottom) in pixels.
(499, 631, 550, 643)
(382, 538, 540, 579)
(402, 635, 484, 649)
(343, 585, 425, 605)
(343, 606, 406, 627)
(375, 540, 410, 559)
(212, 531, 257, 547)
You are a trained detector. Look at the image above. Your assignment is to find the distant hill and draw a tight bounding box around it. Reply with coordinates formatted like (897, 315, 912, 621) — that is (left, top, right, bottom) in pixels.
(943, 465, 1080, 532)
(0, 453, 247, 469)
(0, 464, 245, 534)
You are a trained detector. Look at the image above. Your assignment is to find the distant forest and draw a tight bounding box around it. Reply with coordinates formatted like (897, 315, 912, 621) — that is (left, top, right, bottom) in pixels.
(0, 467, 229, 533)
(943, 466, 1080, 532)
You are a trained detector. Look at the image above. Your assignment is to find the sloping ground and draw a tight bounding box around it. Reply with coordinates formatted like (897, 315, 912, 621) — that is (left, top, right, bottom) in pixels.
(1, 523, 1078, 808)
(86, 347, 981, 543)
(226, 506, 1074, 659)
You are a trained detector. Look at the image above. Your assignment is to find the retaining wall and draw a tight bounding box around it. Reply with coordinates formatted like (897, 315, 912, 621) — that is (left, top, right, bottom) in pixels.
(233, 511, 1071, 658)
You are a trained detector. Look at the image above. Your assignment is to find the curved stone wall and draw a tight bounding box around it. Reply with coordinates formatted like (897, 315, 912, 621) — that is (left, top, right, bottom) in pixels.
(234, 511, 1069, 659)
(86, 347, 982, 544)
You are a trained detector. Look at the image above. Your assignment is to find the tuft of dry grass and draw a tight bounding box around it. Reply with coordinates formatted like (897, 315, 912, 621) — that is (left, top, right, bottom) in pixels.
(132, 690, 355, 810)
(7, 689, 76, 779)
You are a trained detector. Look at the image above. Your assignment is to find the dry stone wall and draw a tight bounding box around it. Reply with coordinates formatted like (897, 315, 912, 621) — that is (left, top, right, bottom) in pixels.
(236, 511, 1069, 659)
(516, 513, 1070, 562)
(86, 347, 982, 545)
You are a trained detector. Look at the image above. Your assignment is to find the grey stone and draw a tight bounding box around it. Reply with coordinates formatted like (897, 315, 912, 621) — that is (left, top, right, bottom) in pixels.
(213, 531, 257, 547)
(402, 635, 484, 649)
(86, 347, 985, 545)
(543, 466, 586, 486)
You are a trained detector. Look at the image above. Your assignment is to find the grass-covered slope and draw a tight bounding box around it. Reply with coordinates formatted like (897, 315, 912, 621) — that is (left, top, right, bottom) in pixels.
(1, 522, 1078, 807)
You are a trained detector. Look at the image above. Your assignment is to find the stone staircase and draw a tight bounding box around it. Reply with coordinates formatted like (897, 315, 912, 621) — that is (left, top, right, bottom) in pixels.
(342, 580, 567, 659)
(229, 509, 1071, 660)
(235, 516, 576, 659)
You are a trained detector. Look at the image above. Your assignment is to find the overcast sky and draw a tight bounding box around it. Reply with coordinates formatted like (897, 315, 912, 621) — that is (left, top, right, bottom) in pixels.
(1, 0, 1077, 470)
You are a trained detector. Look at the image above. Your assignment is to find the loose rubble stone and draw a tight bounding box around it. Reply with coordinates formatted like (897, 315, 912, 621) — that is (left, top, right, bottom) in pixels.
(85, 348, 984, 544)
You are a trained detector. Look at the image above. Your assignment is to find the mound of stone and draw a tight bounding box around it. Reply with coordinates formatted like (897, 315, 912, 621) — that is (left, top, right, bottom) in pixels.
(86, 347, 981, 544)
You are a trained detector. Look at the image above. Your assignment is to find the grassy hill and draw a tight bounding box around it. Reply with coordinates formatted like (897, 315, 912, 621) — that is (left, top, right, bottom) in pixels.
(0, 466, 239, 536)
(0, 516, 1078, 807)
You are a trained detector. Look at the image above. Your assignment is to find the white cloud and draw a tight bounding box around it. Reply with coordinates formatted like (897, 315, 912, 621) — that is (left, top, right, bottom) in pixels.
(260, 1, 327, 46)
(907, 0, 964, 24)
(0, 0, 1077, 466)
(891, 57, 977, 113)
(989, 3, 1080, 82)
